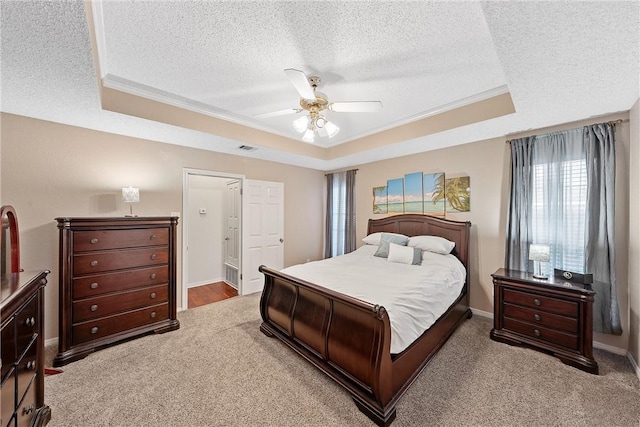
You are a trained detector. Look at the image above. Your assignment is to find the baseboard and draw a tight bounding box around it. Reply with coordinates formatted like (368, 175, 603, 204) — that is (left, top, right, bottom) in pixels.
(470, 307, 493, 319)
(187, 277, 224, 289)
(627, 352, 640, 381)
(45, 337, 58, 348)
(593, 340, 627, 356)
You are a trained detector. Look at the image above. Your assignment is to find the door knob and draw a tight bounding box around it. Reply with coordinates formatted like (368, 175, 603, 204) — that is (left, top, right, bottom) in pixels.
(279, 238, 284, 243)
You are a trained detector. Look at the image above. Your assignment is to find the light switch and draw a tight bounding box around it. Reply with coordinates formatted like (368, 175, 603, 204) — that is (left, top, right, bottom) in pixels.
(199, 208, 207, 214)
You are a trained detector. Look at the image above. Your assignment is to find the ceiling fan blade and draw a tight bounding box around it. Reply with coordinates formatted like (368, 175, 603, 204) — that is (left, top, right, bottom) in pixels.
(253, 108, 300, 119)
(284, 68, 316, 100)
(329, 101, 383, 113)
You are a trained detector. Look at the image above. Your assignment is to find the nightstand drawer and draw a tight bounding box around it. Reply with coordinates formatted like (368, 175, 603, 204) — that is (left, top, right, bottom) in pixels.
(504, 303, 578, 334)
(73, 228, 168, 252)
(503, 288, 577, 317)
(504, 317, 578, 351)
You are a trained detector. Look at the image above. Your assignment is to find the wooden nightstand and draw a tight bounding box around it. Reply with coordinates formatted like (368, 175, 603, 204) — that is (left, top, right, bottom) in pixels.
(490, 268, 598, 375)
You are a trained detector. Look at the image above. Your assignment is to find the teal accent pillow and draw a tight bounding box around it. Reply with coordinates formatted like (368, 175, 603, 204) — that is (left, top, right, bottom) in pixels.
(374, 233, 409, 258)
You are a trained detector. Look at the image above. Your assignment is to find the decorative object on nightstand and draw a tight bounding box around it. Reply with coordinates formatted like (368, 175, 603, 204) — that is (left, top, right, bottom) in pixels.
(122, 186, 140, 217)
(529, 244, 550, 279)
(53, 216, 180, 367)
(490, 268, 598, 375)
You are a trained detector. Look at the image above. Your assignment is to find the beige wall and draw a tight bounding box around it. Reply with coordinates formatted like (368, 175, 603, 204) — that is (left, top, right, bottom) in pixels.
(0, 113, 325, 342)
(351, 112, 631, 352)
(629, 98, 640, 371)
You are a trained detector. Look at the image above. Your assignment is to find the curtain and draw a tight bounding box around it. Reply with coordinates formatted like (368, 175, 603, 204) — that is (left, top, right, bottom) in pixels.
(324, 169, 357, 258)
(505, 123, 621, 334)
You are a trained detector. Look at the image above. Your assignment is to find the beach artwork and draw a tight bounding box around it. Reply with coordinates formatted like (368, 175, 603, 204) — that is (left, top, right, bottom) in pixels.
(373, 186, 388, 214)
(423, 172, 446, 217)
(445, 175, 471, 212)
(387, 178, 404, 213)
(403, 172, 423, 213)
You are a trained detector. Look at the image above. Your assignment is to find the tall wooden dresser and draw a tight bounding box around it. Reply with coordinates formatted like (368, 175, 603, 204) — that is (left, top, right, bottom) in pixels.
(53, 217, 180, 367)
(1, 270, 51, 427)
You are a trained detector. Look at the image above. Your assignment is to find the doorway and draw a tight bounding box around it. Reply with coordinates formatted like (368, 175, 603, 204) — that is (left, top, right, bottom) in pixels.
(182, 169, 244, 310)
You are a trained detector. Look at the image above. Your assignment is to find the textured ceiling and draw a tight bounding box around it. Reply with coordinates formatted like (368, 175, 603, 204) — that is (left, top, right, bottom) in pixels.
(1, 1, 639, 171)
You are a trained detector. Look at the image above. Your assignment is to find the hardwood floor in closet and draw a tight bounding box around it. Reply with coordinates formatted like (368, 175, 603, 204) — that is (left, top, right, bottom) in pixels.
(188, 282, 238, 309)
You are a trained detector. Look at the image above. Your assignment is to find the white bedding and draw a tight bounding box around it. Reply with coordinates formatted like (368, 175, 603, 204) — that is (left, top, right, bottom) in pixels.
(281, 245, 466, 354)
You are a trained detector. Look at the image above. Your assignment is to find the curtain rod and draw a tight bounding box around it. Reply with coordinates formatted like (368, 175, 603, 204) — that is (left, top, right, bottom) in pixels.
(325, 168, 358, 176)
(505, 118, 629, 144)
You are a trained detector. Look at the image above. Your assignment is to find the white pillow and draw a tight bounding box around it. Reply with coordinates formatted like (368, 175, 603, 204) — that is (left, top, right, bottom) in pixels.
(387, 242, 422, 265)
(362, 232, 408, 246)
(407, 235, 455, 255)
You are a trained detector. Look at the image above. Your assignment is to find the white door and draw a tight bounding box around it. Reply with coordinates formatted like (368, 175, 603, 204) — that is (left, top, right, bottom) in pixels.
(241, 180, 284, 295)
(224, 180, 241, 288)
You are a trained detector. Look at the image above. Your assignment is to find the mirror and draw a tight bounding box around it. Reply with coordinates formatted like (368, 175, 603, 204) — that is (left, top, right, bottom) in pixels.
(0, 205, 21, 275)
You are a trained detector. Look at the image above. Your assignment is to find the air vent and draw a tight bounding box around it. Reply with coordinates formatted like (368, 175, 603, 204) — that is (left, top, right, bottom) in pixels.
(238, 145, 257, 151)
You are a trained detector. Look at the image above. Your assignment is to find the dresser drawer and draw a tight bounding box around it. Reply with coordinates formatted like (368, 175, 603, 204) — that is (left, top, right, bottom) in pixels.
(73, 285, 168, 323)
(15, 297, 37, 360)
(2, 368, 16, 426)
(73, 228, 169, 252)
(504, 317, 578, 351)
(73, 247, 168, 275)
(503, 303, 577, 334)
(16, 342, 37, 405)
(72, 304, 169, 346)
(503, 288, 577, 317)
(15, 377, 36, 427)
(72, 266, 168, 299)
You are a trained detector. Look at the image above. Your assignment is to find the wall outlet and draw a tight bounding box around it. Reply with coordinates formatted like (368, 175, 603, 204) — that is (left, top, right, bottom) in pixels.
(199, 208, 207, 214)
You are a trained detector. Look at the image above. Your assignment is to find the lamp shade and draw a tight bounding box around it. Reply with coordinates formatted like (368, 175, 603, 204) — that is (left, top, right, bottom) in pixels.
(122, 186, 140, 203)
(529, 244, 550, 262)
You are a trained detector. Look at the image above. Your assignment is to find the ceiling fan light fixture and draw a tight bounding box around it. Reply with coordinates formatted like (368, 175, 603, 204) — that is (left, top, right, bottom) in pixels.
(293, 115, 309, 133)
(325, 121, 340, 138)
(315, 116, 326, 129)
(302, 128, 315, 143)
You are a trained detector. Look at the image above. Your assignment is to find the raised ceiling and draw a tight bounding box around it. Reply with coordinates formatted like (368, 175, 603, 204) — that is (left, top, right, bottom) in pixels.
(1, 1, 638, 171)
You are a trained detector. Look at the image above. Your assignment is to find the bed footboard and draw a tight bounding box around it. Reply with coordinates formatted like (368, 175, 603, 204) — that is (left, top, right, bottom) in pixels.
(259, 265, 396, 425)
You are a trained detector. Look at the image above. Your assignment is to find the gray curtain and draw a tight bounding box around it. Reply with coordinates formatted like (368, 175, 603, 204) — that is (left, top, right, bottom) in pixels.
(584, 123, 621, 334)
(505, 123, 621, 334)
(324, 173, 335, 259)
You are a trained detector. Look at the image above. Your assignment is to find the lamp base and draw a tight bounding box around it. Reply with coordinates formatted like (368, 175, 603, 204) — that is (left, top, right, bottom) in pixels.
(532, 274, 548, 280)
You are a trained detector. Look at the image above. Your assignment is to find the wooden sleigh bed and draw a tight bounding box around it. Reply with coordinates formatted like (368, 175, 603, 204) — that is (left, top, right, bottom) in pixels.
(258, 214, 471, 426)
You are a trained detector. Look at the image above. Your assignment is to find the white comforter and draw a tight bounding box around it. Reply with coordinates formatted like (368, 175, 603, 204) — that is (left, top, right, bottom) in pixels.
(281, 245, 466, 354)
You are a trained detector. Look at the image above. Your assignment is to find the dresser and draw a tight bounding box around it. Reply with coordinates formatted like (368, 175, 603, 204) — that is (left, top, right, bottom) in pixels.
(490, 268, 598, 374)
(53, 217, 180, 367)
(1, 270, 51, 427)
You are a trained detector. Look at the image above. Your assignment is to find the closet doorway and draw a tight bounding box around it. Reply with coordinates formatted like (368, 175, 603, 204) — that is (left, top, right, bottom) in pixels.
(182, 169, 243, 310)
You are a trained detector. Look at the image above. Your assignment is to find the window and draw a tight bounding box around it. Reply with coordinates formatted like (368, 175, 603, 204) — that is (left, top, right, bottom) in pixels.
(325, 169, 356, 258)
(329, 173, 347, 256)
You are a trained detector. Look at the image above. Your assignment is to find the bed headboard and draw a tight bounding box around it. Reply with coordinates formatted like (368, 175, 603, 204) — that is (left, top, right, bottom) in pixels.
(367, 214, 471, 270)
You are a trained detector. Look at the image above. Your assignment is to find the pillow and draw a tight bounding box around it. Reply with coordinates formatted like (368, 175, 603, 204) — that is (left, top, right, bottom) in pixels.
(374, 233, 409, 258)
(407, 235, 455, 255)
(387, 242, 422, 265)
(362, 232, 408, 246)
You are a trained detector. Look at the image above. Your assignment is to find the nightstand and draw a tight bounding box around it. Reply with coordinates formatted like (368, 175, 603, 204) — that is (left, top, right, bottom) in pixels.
(490, 268, 598, 375)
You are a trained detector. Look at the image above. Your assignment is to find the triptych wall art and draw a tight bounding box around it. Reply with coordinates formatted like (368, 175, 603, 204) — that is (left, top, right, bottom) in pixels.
(373, 172, 470, 216)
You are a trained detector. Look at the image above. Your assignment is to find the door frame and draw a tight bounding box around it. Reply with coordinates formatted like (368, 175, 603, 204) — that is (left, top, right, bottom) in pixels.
(181, 168, 245, 311)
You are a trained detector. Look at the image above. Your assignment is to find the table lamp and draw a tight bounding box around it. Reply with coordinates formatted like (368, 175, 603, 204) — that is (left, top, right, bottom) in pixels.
(122, 186, 140, 217)
(529, 244, 550, 280)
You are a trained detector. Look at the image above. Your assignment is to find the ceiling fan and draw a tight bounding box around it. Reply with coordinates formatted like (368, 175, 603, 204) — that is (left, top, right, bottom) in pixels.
(254, 69, 383, 142)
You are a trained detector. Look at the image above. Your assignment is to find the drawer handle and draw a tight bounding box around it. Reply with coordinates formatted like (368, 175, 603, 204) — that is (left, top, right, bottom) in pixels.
(90, 238, 99, 244)
(534, 329, 541, 337)
(90, 282, 99, 289)
(150, 234, 156, 241)
(534, 314, 541, 321)
(26, 361, 36, 371)
(150, 273, 157, 280)
(25, 317, 35, 327)
(90, 304, 98, 312)
(150, 292, 157, 299)
(90, 326, 99, 334)
(22, 405, 34, 415)
(150, 311, 157, 318)
(90, 260, 99, 267)
(533, 298, 541, 306)
(150, 253, 157, 260)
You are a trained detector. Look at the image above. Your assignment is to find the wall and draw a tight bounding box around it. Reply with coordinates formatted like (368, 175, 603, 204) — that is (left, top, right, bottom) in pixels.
(186, 175, 226, 287)
(629, 98, 640, 374)
(352, 112, 631, 352)
(0, 113, 325, 342)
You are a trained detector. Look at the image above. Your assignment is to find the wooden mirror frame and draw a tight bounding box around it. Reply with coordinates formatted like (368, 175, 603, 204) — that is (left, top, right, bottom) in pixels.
(1, 205, 21, 273)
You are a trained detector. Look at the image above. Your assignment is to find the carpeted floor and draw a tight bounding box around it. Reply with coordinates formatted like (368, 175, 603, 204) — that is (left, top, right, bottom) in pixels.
(44, 293, 640, 426)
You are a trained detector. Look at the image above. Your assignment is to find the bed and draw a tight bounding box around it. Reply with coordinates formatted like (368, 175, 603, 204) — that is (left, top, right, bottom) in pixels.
(258, 214, 471, 426)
